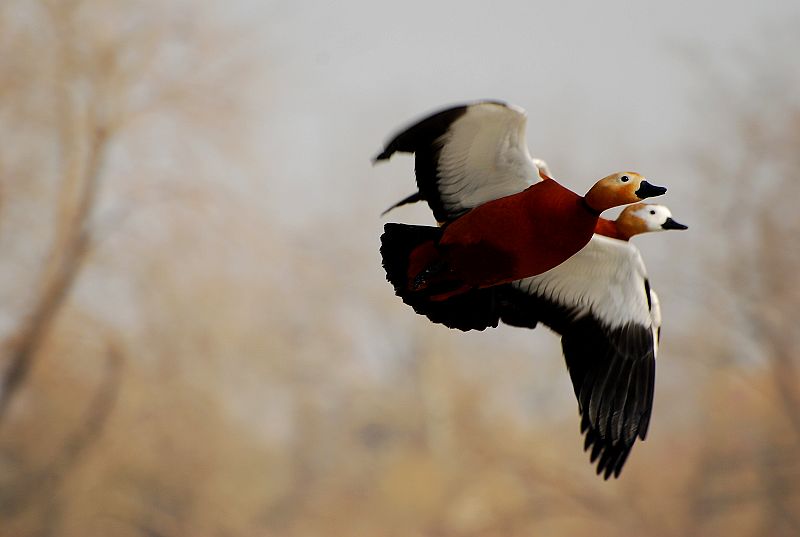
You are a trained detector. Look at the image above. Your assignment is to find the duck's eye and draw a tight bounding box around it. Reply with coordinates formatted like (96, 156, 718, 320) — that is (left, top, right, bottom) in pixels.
(650, 210, 656, 215)
(620, 175, 629, 183)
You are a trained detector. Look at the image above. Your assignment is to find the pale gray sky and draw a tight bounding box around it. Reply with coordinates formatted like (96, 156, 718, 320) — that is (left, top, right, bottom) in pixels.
(255, 0, 798, 350)
(232, 0, 798, 438)
(261, 0, 798, 224)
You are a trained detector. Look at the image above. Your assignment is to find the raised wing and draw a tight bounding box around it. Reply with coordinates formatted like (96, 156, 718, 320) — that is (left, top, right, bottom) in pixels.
(505, 235, 657, 478)
(374, 101, 541, 221)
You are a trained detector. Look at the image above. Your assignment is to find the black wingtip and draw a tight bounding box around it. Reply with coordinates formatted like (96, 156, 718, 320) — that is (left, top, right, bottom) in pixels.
(381, 192, 423, 216)
(372, 148, 393, 164)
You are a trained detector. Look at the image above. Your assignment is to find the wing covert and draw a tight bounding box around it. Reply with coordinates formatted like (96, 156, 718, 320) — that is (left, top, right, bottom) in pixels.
(375, 101, 540, 221)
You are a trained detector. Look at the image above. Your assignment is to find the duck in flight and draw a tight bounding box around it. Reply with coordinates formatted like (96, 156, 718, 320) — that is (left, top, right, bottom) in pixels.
(376, 101, 667, 301)
(498, 202, 687, 478)
(374, 100, 685, 478)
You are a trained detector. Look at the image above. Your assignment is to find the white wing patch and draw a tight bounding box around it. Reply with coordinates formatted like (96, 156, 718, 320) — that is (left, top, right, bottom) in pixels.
(649, 288, 662, 357)
(512, 235, 651, 329)
(436, 103, 540, 215)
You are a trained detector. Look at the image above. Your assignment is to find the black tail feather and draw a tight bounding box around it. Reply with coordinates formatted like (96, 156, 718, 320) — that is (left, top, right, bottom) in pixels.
(380, 223, 441, 294)
(380, 223, 501, 331)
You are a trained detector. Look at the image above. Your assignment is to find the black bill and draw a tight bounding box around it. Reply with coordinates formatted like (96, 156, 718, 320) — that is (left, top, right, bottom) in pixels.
(635, 181, 667, 199)
(661, 217, 688, 230)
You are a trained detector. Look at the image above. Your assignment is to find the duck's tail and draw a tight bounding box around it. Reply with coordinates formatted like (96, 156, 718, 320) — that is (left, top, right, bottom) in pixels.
(380, 223, 446, 295)
(380, 223, 502, 331)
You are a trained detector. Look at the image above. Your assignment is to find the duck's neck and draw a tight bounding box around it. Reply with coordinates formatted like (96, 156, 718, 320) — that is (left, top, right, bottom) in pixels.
(580, 197, 602, 217)
(593, 218, 632, 241)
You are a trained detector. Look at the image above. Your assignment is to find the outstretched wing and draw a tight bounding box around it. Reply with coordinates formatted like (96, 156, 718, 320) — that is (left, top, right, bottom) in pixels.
(504, 235, 658, 478)
(374, 101, 541, 221)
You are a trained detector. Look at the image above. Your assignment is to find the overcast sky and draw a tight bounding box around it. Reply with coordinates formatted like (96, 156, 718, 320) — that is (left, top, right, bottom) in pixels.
(259, 0, 797, 224)
(244, 0, 795, 350)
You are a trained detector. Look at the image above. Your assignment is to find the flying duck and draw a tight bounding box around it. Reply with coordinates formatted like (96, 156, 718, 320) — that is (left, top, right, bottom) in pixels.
(390, 204, 688, 479)
(374, 101, 685, 478)
(376, 102, 667, 302)
(498, 203, 687, 478)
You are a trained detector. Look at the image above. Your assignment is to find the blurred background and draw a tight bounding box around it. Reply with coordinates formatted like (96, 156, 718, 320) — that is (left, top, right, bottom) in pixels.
(0, 0, 799, 535)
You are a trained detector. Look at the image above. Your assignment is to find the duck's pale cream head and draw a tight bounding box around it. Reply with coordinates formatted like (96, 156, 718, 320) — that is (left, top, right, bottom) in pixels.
(616, 203, 688, 239)
(584, 172, 667, 213)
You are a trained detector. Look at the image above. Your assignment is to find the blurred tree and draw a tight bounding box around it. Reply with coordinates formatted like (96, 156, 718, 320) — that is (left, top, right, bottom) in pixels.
(0, 0, 109, 422)
(0, 0, 270, 534)
(680, 32, 800, 536)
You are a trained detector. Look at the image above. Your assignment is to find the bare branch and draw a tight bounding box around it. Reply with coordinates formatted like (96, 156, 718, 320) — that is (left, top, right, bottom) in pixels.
(0, 126, 109, 423)
(0, 343, 124, 516)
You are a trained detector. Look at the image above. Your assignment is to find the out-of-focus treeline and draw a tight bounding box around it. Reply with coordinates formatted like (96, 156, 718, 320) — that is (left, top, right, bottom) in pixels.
(0, 1, 798, 536)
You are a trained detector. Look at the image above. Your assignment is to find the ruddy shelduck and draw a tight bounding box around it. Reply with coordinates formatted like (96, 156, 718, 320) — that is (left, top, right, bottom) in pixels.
(374, 100, 686, 479)
(376, 101, 667, 301)
(499, 203, 687, 478)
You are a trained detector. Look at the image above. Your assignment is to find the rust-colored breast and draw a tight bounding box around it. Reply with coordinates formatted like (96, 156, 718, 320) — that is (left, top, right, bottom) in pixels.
(438, 180, 599, 287)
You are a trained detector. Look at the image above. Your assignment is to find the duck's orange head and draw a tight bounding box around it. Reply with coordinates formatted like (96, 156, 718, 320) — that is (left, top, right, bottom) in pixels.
(616, 203, 688, 239)
(584, 172, 667, 213)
